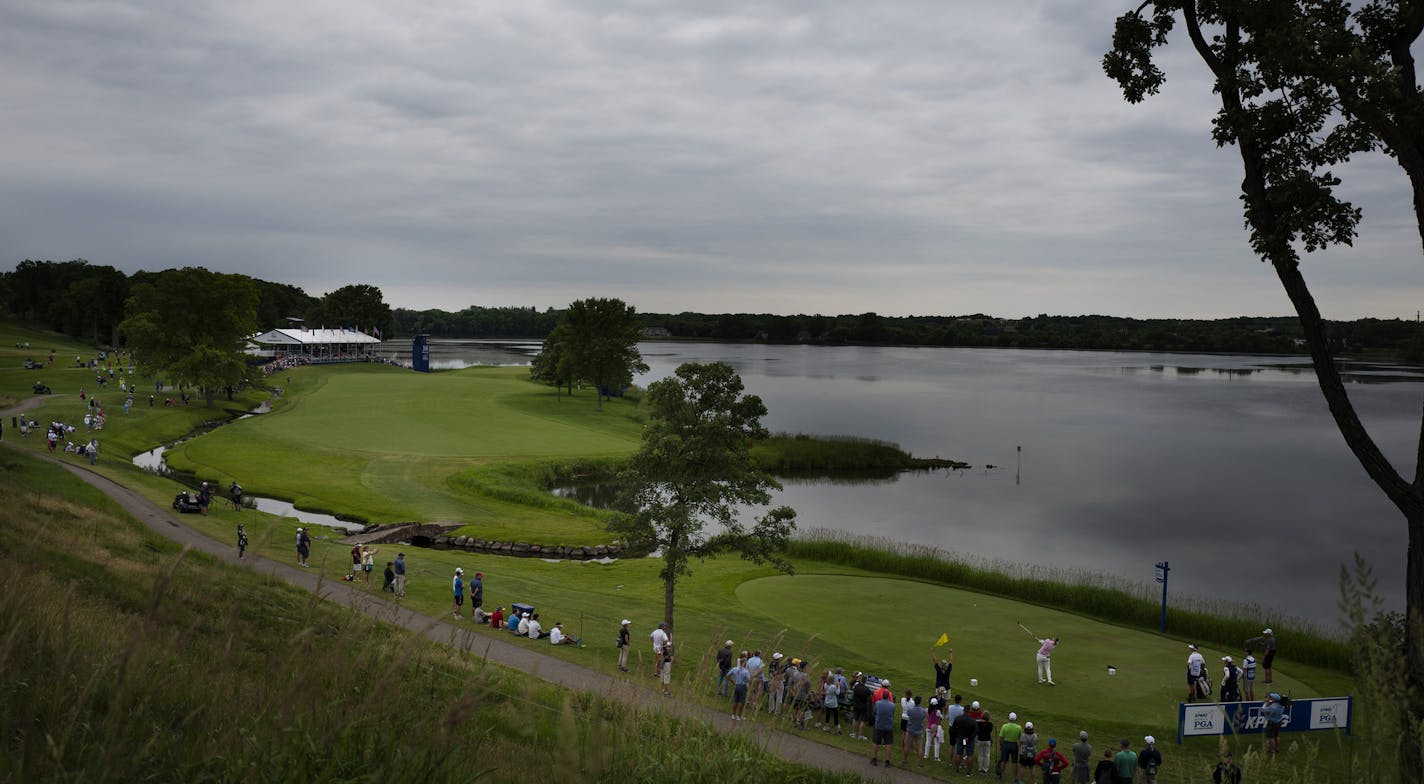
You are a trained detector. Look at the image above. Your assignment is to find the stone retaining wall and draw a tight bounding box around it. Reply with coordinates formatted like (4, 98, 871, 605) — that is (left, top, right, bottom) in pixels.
(344, 522, 629, 561)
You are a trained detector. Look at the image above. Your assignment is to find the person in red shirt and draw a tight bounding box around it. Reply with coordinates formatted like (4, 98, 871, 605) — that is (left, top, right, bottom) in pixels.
(1033, 738, 1070, 784)
(872, 679, 893, 704)
(488, 606, 505, 630)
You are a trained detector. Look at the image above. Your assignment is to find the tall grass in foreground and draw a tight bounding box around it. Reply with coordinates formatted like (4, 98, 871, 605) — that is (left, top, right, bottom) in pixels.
(0, 454, 860, 784)
(789, 529, 1351, 671)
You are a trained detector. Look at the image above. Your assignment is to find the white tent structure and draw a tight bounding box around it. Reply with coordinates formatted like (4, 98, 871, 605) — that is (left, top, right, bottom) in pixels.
(249, 328, 382, 362)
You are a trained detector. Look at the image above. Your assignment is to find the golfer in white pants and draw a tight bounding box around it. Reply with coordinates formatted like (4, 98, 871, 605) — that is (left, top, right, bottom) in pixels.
(1036, 637, 1058, 685)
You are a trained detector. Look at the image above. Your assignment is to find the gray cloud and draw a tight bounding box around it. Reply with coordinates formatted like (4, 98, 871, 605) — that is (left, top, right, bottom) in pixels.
(0, 0, 1417, 318)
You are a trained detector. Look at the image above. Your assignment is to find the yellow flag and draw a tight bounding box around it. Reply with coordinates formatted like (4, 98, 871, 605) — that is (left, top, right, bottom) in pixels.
(934, 632, 949, 647)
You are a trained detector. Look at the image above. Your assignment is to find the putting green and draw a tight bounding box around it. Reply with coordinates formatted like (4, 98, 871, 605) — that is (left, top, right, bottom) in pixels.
(164, 363, 643, 540)
(737, 573, 1340, 734)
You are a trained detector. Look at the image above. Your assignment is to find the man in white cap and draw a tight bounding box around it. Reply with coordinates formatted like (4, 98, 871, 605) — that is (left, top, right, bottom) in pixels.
(616, 619, 631, 671)
(997, 710, 1023, 780)
(1137, 735, 1163, 784)
(1186, 644, 1206, 702)
(451, 568, 465, 619)
(1219, 655, 1241, 702)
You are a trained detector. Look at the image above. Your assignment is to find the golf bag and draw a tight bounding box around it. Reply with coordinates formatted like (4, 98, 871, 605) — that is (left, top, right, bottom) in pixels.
(1194, 665, 1212, 699)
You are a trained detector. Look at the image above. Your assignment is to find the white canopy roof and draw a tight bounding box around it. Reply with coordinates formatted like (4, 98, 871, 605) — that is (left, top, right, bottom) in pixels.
(252, 328, 382, 346)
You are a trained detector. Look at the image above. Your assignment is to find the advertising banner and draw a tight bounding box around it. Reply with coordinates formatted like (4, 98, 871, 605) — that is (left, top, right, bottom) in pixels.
(1176, 697, 1351, 743)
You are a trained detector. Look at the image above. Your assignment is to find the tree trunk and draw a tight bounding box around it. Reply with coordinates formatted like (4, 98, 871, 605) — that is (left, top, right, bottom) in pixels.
(663, 572, 675, 638)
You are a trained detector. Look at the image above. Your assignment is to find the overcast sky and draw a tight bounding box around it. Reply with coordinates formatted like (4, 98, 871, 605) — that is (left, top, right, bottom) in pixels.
(1, 1, 1419, 319)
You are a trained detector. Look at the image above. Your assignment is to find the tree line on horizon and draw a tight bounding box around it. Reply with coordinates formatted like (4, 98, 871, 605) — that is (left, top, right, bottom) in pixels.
(3, 258, 1422, 360)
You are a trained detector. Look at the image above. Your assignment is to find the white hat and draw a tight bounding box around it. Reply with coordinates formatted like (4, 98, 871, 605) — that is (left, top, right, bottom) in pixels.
(1262, 627, 1274, 634)
(1025, 721, 1034, 730)
(455, 567, 463, 574)
(929, 698, 939, 706)
(1188, 643, 1197, 650)
(971, 701, 980, 709)
(881, 679, 890, 687)
(1080, 731, 1089, 740)
(621, 619, 630, 625)
(772, 652, 784, 660)
(1221, 655, 1233, 663)
(1145, 735, 1155, 744)
(725, 639, 734, 646)
(1008, 712, 1017, 720)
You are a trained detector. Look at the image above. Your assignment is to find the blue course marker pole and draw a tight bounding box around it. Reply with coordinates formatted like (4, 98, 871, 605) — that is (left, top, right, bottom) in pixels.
(1155, 561, 1170, 633)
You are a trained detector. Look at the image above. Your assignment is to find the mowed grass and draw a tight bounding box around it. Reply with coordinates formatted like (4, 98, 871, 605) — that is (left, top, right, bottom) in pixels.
(0, 321, 94, 408)
(164, 363, 644, 540)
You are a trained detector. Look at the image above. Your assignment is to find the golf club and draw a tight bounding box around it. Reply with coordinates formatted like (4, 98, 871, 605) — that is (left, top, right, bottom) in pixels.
(1017, 621, 1036, 638)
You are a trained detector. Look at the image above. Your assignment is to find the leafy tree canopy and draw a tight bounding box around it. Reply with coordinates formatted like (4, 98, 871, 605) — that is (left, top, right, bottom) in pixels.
(613, 362, 796, 634)
(118, 267, 259, 406)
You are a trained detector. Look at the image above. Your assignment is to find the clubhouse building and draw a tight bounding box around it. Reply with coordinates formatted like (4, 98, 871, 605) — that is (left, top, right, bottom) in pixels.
(249, 327, 383, 363)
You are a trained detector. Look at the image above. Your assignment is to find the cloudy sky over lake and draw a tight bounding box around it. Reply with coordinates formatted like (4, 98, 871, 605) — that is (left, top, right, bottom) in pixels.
(2, 0, 1419, 319)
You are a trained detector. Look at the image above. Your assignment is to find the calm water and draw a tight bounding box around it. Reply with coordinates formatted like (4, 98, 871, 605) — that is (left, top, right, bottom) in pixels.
(392, 339, 1424, 628)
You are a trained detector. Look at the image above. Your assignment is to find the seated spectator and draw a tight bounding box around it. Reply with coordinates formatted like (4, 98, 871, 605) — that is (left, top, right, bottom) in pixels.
(507, 611, 521, 634)
(488, 606, 505, 629)
(517, 612, 531, 636)
(527, 613, 547, 640)
(549, 622, 579, 646)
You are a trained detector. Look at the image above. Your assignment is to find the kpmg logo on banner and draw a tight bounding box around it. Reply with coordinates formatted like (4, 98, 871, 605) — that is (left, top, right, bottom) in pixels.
(1242, 703, 1291, 731)
(1184, 705, 1224, 736)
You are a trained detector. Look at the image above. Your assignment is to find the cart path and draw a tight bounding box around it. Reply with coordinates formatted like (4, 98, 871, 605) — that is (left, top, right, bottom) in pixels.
(1, 400, 933, 783)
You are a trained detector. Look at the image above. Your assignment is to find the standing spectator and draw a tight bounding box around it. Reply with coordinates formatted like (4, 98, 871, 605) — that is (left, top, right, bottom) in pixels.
(924, 697, 944, 762)
(1262, 692, 1286, 755)
(87, 439, 98, 465)
(451, 568, 465, 619)
(1034, 738, 1070, 784)
(228, 481, 243, 511)
(1071, 730, 1093, 784)
(296, 528, 311, 567)
(766, 653, 787, 715)
(946, 692, 966, 724)
(350, 545, 363, 580)
(392, 552, 406, 595)
(659, 640, 674, 695)
(821, 669, 842, 734)
(933, 647, 954, 692)
(1113, 739, 1138, 784)
(952, 703, 978, 774)
(236, 524, 248, 560)
(1094, 749, 1117, 784)
(197, 482, 211, 515)
(1020, 721, 1041, 776)
(872, 678, 893, 705)
(903, 694, 926, 767)
(1037, 637, 1059, 685)
(1220, 656, 1241, 702)
(870, 687, 896, 768)
(1137, 736, 1162, 784)
(716, 640, 734, 697)
(850, 673, 872, 741)
(469, 572, 483, 610)
(976, 709, 996, 774)
(361, 546, 377, 583)
(382, 562, 395, 592)
(833, 666, 849, 723)
(744, 650, 764, 709)
(1252, 628, 1278, 684)
(729, 656, 751, 720)
(900, 689, 915, 733)
(650, 622, 670, 681)
(617, 620, 631, 672)
(1211, 752, 1242, 784)
(998, 711, 1024, 781)
(1187, 644, 1206, 701)
(1242, 648, 1258, 701)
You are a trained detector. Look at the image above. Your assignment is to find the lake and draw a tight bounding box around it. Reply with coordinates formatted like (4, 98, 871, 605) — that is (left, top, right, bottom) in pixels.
(378, 339, 1423, 629)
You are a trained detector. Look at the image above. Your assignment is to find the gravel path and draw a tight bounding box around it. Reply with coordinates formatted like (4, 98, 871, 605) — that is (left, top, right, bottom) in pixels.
(1, 396, 935, 782)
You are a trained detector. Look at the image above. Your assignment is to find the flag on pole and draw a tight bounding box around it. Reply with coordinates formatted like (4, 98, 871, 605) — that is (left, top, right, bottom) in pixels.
(934, 632, 950, 647)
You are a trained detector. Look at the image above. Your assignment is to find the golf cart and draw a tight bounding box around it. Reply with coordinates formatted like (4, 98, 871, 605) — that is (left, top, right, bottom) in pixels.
(32, 381, 52, 395)
(172, 492, 203, 514)
(23, 358, 42, 369)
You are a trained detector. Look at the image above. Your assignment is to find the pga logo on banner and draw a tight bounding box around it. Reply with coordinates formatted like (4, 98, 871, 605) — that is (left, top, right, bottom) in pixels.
(1311, 699, 1349, 730)
(1184, 706, 1224, 736)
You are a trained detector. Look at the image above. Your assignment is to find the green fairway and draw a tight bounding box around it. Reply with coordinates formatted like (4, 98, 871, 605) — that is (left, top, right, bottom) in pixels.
(164, 363, 643, 540)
